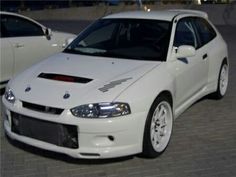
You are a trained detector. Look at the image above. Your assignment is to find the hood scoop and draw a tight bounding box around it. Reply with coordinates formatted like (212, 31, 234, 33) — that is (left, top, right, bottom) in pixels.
(38, 73, 93, 84)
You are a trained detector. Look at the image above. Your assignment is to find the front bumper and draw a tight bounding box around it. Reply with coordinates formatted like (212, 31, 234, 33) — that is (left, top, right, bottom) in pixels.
(2, 97, 147, 159)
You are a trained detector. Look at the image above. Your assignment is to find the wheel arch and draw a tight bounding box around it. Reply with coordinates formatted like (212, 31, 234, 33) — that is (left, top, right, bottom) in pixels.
(222, 57, 228, 65)
(157, 90, 173, 108)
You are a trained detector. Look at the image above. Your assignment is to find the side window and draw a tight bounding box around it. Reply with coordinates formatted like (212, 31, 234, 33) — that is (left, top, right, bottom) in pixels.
(0, 15, 8, 38)
(174, 18, 197, 48)
(1, 15, 44, 38)
(194, 18, 216, 46)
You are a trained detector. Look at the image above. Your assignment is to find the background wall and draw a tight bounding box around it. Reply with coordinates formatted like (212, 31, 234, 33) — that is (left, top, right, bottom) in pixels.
(19, 3, 236, 25)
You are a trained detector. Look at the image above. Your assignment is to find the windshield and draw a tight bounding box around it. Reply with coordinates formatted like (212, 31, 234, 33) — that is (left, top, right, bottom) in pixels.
(64, 19, 171, 61)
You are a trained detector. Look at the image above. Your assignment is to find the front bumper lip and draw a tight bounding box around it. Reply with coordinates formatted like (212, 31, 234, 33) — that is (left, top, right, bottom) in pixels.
(2, 97, 147, 159)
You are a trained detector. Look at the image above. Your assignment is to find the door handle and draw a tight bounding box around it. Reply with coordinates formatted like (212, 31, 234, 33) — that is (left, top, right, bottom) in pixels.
(15, 43, 24, 48)
(202, 53, 208, 60)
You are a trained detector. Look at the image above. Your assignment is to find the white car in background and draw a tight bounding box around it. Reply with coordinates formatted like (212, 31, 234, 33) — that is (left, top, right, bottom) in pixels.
(0, 11, 76, 90)
(2, 10, 229, 159)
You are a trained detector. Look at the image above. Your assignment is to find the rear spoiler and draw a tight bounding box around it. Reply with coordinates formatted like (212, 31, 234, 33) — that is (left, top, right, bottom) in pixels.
(169, 9, 208, 19)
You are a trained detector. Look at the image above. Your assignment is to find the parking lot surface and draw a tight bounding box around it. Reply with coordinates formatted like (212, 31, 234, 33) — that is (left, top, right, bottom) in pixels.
(1, 22, 236, 177)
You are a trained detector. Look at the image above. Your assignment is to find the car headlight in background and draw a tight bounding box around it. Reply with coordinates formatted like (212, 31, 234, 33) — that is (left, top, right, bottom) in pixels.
(5, 88, 15, 104)
(71, 102, 131, 118)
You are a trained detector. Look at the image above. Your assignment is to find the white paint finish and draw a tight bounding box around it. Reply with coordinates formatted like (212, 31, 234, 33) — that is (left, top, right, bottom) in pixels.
(2, 10, 229, 159)
(175, 45, 196, 58)
(104, 10, 208, 21)
(8, 53, 160, 109)
(103, 10, 179, 21)
(172, 45, 209, 108)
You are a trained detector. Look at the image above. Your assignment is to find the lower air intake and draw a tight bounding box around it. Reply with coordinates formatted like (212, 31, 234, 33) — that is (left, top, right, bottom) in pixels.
(11, 112, 78, 149)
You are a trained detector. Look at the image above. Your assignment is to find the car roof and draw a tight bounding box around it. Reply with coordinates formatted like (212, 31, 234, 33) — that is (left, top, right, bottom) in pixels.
(103, 10, 208, 21)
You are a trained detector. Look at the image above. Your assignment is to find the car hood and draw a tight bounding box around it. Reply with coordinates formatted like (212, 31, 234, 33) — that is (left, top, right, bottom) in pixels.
(10, 53, 161, 109)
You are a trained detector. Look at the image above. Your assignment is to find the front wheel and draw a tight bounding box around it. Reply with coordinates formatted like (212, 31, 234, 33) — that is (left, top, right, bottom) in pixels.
(142, 96, 173, 158)
(212, 61, 229, 99)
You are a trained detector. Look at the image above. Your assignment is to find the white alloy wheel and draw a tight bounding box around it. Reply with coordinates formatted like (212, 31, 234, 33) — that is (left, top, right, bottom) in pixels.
(142, 95, 173, 158)
(219, 64, 229, 96)
(150, 101, 173, 152)
(212, 61, 229, 99)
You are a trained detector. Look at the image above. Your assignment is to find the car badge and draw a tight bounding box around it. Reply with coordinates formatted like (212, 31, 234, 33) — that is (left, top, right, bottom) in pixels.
(63, 91, 70, 99)
(25, 86, 31, 92)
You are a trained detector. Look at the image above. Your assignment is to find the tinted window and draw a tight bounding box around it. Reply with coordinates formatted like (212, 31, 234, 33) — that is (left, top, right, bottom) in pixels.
(194, 18, 216, 46)
(80, 22, 116, 47)
(1, 14, 44, 38)
(64, 19, 171, 61)
(174, 18, 197, 48)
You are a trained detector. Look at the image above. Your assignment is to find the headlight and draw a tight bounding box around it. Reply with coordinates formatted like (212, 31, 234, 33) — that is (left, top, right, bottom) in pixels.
(5, 88, 15, 104)
(71, 102, 131, 118)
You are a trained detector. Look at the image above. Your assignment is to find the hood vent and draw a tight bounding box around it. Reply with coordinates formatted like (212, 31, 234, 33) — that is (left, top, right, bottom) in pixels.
(38, 73, 92, 84)
(99, 77, 132, 92)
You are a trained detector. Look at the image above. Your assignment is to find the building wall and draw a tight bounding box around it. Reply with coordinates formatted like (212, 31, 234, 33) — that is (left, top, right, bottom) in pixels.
(19, 3, 236, 25)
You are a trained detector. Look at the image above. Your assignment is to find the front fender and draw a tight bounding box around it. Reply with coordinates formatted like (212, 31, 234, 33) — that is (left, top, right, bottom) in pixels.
(114, 63, 175, 116)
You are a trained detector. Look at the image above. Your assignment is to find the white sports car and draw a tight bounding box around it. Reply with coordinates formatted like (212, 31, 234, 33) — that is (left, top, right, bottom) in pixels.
(0, 11, 76, 90)
(2, 10, 229, 159)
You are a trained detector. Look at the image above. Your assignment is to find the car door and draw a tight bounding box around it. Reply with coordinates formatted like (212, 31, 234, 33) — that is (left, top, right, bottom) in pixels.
(173, 17, 209, 108)
(193, 17, 218, 85)
(1, 14, 61, 77)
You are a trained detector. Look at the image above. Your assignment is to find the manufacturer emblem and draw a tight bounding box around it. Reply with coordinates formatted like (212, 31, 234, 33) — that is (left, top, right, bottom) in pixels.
(63, 91, 70, 99)
(25, 86, 31, 92)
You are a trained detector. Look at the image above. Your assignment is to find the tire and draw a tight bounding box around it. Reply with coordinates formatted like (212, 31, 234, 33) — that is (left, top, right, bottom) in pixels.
(212, 60, 229, 99)
(142, 95, 173, 158)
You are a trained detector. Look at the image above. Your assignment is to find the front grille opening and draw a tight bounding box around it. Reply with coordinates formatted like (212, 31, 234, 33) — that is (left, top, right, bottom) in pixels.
(22, 101, 64, 115)
(11, 112, 78, 149)
(38, 73, 93, 84)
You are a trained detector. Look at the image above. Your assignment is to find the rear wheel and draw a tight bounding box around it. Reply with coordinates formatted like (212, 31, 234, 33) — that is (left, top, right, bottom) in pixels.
(212, 60, 229, 99)
(142, 95, 173, 158)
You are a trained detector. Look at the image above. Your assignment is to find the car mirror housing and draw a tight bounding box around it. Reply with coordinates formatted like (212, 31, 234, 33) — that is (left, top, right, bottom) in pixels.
(45, 28, 52, 39)
(175, 45, 196, 58)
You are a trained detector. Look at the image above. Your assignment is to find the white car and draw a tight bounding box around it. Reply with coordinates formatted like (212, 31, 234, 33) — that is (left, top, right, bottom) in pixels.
(2, 10, 229, 159)
(0, 11, 76, 90)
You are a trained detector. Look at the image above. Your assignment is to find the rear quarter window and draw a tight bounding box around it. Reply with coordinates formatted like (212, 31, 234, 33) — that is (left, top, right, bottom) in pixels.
(194, 18, 217, 47)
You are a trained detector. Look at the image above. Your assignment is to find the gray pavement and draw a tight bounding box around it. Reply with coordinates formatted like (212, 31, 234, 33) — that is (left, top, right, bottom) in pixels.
(1, 22, 236, 177)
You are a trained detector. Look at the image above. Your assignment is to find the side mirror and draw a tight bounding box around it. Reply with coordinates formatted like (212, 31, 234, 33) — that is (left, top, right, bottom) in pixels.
(45, 28, 52, 39)
(175, 45, 196, 58)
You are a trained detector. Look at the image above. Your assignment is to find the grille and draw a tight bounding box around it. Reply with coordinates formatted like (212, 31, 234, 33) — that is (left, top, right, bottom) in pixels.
(11, 112, 78, 149)
(22, 101, 64, 115)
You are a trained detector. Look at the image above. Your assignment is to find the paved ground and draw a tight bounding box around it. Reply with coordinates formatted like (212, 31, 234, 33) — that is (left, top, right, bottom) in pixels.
(1, 22, 236, 177)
